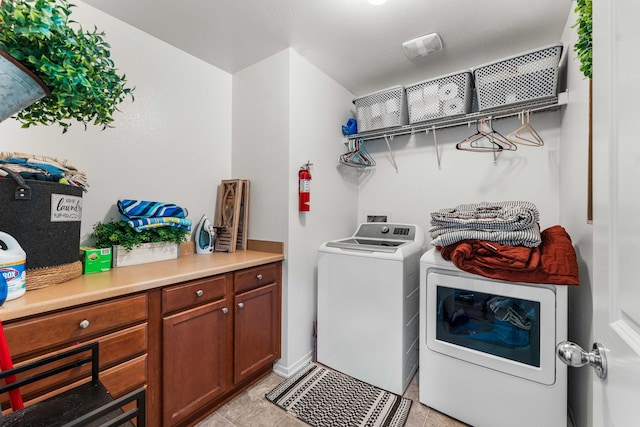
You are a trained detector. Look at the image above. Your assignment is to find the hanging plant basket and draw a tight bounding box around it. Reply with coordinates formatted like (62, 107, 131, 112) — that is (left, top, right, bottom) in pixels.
(0, 49, 51, 122)
(0, 0, 135, 132)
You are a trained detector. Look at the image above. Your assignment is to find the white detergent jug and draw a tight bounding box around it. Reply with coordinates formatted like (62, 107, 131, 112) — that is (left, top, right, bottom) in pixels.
(0, 232, 26, 300)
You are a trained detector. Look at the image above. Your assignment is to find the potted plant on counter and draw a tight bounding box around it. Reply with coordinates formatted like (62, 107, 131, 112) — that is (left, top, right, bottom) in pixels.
(92, 220, 189, 267)
(0, 0, 135, 132)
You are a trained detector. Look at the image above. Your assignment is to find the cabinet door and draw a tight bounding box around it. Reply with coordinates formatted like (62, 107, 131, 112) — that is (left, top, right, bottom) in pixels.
(162, 299, 231, 427)
(234, 282, 281, 383)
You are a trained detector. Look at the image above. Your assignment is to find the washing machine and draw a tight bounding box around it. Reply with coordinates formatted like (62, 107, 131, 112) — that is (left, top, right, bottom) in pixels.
(419, 248, 568, 427)
(317, 223, 425, 395)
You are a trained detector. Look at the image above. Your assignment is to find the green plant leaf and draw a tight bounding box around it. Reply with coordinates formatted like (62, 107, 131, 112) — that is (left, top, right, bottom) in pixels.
(92, 221, 190, 252)
(573, 0, 592, 79)
(0, 0, 135, 131)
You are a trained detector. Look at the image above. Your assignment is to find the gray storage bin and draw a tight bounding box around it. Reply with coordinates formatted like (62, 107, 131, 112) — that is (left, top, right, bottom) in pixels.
(405, 71, 473, 124)
(0, 167, 82, 269)
(473, 43, 563, 111)
(353, 85, 408, 132)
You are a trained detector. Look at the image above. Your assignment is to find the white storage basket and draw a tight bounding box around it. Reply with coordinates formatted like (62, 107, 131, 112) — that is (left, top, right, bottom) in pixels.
(353, 85, 408, 132)
(405, 71, 473, 124)
(473, 43, 563, 111)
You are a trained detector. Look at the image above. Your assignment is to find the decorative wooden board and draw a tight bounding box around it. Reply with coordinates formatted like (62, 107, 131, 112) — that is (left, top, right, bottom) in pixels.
(215, 179, 249, 252)
(236, 180, 249, 250)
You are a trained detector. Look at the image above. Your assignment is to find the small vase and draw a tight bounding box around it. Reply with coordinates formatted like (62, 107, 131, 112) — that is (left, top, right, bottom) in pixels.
(0, 49, 50, 122)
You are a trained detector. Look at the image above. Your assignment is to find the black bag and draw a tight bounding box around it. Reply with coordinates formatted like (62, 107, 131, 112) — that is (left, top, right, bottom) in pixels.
(0, 167, 83, 269)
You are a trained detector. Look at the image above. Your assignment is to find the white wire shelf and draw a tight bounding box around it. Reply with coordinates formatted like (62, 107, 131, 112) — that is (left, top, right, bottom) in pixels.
(343, 92, 568, 143)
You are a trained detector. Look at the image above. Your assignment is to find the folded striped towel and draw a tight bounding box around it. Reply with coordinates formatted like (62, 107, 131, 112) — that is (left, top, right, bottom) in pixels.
(430, 201, 539, 231)
(125, 217, 192, 232)
(430, 224, 542, 248)
(0, 152, 89, 189)
(118, 199, 188, 219)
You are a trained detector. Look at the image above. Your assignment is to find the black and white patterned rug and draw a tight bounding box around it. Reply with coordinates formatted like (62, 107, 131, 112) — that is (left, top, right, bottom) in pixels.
(266, 363, 412, 427)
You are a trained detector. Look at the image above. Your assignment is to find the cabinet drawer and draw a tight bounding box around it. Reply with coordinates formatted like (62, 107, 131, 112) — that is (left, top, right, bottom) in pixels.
(4, 294, 148, 360)
(12, 354, 149, 410)
(1, 324, 148, 405)
(162, 275, 227, 314)
(99, 323, 148, 368)
(101, 354, 148, 398)
(234, 263, 277, 293)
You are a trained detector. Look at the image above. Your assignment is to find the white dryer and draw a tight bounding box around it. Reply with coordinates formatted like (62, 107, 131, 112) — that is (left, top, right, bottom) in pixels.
(317, 223, 425, 395)
(419, 248, 568, 427)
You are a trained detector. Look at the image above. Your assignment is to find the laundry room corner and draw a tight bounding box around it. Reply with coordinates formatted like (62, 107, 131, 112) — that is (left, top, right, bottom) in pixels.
(232, 48, 360, 377)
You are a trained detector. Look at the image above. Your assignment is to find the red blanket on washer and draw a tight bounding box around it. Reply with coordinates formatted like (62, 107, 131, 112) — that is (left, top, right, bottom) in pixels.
(438, 225, 580, 285)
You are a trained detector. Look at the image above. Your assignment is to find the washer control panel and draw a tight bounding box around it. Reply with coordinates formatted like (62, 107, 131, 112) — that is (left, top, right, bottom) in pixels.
(354, 223, 416, 241)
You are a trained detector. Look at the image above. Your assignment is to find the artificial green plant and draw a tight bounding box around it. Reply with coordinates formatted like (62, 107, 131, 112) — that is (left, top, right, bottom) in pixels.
(0, 0, 135, 132)
(92, 220, 189, 252)
(573, 0, 592, 79)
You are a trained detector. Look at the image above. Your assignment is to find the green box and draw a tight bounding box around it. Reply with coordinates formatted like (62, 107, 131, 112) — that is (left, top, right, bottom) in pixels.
(80, 247, 112, 274)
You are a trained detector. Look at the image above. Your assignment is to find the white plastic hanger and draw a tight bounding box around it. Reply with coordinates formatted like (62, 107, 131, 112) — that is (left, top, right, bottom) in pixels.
(507, 110, 544, 147)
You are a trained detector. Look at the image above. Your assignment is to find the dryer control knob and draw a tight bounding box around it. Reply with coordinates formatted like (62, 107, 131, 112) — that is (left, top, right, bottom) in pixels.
(381, 226, 389, 234)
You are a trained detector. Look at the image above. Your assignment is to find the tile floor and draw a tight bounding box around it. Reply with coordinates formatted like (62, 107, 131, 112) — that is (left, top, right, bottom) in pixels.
(196, 371, 469, 427)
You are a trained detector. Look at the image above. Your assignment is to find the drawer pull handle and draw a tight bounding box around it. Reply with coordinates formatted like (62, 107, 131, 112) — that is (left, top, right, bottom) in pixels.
(256, 274, 263, 280)
(196, 289, 204, 297)
(79, 320, 90, 329)
(238, 302, 244, 309)
(222, 307, 229, 314)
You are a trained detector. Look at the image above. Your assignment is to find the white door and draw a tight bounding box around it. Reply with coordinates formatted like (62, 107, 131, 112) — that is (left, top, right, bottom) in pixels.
(591, 1, 640, 426)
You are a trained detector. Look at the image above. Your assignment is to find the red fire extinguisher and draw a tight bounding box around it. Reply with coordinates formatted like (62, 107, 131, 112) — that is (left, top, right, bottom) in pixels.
(299, 162, 312, 212)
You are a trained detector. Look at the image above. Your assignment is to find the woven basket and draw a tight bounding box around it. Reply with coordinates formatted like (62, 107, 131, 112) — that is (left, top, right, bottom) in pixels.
(26, 261, 82, 291)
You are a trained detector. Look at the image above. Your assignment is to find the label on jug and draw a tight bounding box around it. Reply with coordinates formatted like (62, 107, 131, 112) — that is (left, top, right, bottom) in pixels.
(0, 259, 26, 299)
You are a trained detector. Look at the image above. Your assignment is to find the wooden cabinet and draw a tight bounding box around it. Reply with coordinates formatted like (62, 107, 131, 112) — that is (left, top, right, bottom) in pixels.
(161, 274, 232, 427)
(160, 261, 282, 426)
(234, 263, 281, 383)
(2, 294, 148, 408)
(2, 259, 282, 427)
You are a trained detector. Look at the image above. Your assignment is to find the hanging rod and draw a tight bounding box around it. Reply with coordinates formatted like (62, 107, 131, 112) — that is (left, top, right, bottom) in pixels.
(344, 92, 568, 144)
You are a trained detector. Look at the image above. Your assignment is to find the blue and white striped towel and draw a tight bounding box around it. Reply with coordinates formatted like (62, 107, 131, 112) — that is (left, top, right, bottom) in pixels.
(118, 199, 188, 219)
(125, 217, 192, 232)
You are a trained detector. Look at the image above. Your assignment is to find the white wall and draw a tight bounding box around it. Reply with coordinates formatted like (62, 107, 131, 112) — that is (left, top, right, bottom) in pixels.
(0, 1, 233, 243)
(232, 50, 293, 373)
(287, 51, 359, 373)
(232, 49, 357, 375)
(232, 51, 291, 243)
(559, 6, 593, 427)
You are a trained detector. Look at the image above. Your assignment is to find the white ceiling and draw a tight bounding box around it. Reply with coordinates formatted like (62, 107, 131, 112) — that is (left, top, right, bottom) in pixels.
(81, 0, 573, 96)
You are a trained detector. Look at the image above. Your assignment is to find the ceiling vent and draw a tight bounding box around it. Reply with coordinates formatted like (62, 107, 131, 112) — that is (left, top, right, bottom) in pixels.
(402, 33, 443, 59)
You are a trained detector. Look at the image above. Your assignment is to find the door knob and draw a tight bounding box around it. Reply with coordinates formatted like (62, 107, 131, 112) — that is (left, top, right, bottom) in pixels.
(221, 307, 228, 314)
(238, 302, 244, 309)
(556, 341, 607, 379)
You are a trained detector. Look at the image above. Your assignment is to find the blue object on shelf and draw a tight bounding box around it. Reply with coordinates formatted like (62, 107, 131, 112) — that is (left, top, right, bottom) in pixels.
(341, 118, 358, 136)
(0, 275, 7, 307)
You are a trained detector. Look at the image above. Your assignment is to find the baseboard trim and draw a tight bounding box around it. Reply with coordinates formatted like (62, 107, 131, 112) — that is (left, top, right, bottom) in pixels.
(273, 352, 313, 378)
